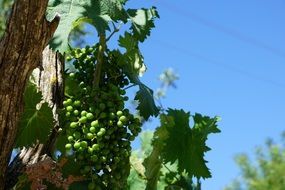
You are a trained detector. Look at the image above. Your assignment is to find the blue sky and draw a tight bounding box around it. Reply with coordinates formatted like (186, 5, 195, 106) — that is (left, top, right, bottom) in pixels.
(85, 1, 285, 189)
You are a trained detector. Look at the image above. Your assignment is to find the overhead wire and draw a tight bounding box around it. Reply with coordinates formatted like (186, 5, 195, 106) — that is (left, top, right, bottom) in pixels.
(152, 39, 285, 89)
(159, 1, 285, 60)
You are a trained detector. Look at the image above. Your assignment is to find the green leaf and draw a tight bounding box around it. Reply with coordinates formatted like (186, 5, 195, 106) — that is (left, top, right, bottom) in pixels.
(15, 83, 53, 147)
(139, 131, 154, 157)
(119, 32, 138, 51)
(47, 0, 128, 53)
(112, 50, 159, 120)
(154, 109, 220, 179)
(143, 146, 162, 190)
(47, 0, 88, 53)
(134, 84, 160, 120)
(128, 167, 146, 190)
(127, 7, 159, 42)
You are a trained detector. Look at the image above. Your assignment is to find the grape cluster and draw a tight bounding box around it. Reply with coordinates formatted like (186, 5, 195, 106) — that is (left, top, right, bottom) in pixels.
(63, 45, 141, 189)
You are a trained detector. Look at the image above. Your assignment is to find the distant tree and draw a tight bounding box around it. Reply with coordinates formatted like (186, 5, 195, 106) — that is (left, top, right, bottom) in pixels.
(224, 133, 285, 190)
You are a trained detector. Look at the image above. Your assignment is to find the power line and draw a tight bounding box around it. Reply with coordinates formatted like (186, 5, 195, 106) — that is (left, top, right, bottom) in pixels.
(153, 39, 285, 89)
(159, 1, 285, 60)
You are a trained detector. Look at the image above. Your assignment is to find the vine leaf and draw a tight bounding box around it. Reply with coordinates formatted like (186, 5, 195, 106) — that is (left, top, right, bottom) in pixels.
(47, 0, 88, 53)
(143, 146, 162, 190)
(135, 84, 159, 120)
(117, 33, 159, 120)
(154, 109, 220, 179)
(128, 7, 159, 42)
(15, 83, 53, 148)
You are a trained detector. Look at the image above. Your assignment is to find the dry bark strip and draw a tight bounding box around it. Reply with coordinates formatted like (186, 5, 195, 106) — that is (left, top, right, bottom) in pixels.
(5, 47, 64, 189)
(0, 1, 59, 189)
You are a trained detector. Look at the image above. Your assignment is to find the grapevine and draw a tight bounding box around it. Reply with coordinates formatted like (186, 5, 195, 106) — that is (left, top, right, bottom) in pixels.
(62, 43, 142, 189)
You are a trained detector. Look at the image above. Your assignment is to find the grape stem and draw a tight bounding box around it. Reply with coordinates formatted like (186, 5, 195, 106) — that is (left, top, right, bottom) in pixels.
(123, 84, 136, 90)
(93, 33, 106, 89)
(106, 22, 122, 42)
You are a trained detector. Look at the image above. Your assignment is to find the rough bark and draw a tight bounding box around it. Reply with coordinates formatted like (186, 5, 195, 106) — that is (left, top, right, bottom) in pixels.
(5, 47, 64, 189)
(0, 1, 59, 189)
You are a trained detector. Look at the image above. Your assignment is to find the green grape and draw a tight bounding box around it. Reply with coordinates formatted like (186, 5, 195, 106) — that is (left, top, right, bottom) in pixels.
(92, 144, 100, 151)
(86, 113, 94, 120)
(89, 126, 96, 133)
(97, 131, 104, 137)
(65, 112, 71, 117)
(88, 147, 94, 154)
(73, 110, 79, 116)
(65, 143, 72, 150)
(66, 105, 73, 112)
(67, 136, 74, 142)
(99, 128, 106, 134)
(91, 120, 99, 128)
(69, 72, 75, 78)
(81, 141, 88, 149)
(117, 120, 123, 128)
(116, 110, 123, 117)
(70, 122, 78, 128)
(73, 142, 81, 149)
(86, 133, 93, 139)
(64, 98, 72, 106)
(79, 116, 87, 123)
(119, 115, 128, 123)
(81, 110, 88, 116)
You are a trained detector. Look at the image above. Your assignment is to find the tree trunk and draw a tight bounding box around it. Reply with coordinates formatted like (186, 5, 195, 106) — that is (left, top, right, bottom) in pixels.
(5, 47, 64, 189)
(0, 1, 59, 188)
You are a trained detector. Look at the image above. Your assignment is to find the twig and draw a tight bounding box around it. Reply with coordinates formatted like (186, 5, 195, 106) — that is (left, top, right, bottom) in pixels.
(93, 33, 106, 88)
(106, 22, 122, 42)
(123, 84, 136, 90)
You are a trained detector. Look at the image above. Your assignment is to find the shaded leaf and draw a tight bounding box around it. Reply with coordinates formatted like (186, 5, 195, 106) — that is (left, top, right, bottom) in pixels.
(154, 109, 220, 179)
(15, 83, 53, 147)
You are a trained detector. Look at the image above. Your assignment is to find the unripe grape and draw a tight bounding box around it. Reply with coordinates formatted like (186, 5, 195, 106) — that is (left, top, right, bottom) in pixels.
(81, 141, 88, 149)
(69, 72, 75, 78)
(86, 113, 94, 120)
(65, 143, 72, 150)
(86, 133, 93, 139)
(73, 142, 81, 149)
(65, 112, 71, 117)
(66, 106, 73, 112)
(79, 116, 87, 123)
(119, 115, 128, 123)
(67, 136, 74, 142)
(91, 120, 99, 128)
(70, 122, 78, 128)
(73, 110, 79, 116)
(92, 144, 100, 151)
(81, 110, 88, 116)
(89, 126, 96, 133)
(116, 110, 123, 117)
(117, 120, 123, 128)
